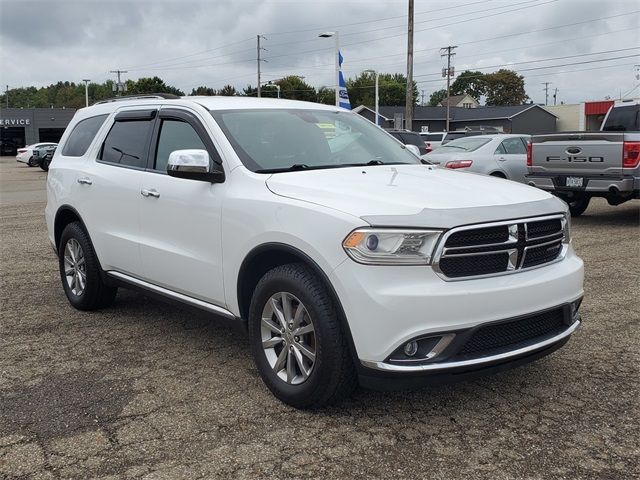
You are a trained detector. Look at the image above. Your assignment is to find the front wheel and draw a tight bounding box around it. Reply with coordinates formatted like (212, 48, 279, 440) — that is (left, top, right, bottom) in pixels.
(39, 156, 51, 171)
(248, 263, 356, 409)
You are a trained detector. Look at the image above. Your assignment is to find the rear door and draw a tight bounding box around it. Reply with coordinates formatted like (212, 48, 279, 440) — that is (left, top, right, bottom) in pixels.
(137, 107, 226, 306)
(80, 109, 156, 276)
(495, 136, 528, 182)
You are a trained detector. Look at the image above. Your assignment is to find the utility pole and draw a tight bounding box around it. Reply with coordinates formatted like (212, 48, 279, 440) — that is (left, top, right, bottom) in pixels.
(542, 82, 551, 106)
(553, 87, 558, 106)
(440, 45, 457, 131)
(257, 35, 267, 97)
(405, 0, 414, 131)
(82, 79, 91, 107)
(421, 89, 425, 106)
(110, 70, 128, 95)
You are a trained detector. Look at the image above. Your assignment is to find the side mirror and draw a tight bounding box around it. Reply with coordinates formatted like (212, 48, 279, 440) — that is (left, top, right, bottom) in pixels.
(167, 149, 224, 183)
(405, 144, 421, 157)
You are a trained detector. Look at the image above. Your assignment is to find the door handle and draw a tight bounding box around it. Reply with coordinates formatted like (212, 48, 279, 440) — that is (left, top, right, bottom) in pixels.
(77, 177, 92, 185)
(498, 156, 506, 162)
(141, 188, 160, 198)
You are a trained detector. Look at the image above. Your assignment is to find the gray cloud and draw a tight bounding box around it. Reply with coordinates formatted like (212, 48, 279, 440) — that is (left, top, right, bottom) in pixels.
(0, 0, 638, 104)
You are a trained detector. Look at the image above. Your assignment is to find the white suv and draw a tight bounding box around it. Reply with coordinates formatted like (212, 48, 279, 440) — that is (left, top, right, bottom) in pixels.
(46, 95, 584, 408)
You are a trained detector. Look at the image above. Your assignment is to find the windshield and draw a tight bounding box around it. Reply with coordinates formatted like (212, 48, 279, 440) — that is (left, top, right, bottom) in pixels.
(432, 136, 491, 152)
(210, 109, 421, 172)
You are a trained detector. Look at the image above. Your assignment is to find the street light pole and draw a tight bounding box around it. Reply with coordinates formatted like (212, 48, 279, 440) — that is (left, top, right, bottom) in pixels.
(319, 31, 340, 107)
(82, 79, 90, 107)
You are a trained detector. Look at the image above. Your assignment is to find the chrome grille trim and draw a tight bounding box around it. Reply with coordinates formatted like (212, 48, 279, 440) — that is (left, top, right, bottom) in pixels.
(432, 214, 568, 281)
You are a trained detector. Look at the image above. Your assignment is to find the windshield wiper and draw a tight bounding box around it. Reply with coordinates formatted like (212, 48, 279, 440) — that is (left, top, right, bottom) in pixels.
(255, 163, 311, 173)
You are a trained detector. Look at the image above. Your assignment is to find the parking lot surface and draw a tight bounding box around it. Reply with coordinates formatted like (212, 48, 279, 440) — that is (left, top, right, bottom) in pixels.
(1, 156, 638, 479)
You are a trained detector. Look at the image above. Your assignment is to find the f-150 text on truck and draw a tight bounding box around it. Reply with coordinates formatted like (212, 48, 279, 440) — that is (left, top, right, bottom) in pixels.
(527, 99, 640, 216)
(46, 95, 584, 408)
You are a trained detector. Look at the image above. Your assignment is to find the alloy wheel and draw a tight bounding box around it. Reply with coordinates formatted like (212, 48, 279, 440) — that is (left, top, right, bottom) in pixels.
(261, 292, 316, 385)
(63, 238, 87, 296)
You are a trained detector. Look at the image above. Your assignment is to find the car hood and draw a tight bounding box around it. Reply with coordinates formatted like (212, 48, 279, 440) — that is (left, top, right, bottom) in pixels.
(265, 165, 565, 229)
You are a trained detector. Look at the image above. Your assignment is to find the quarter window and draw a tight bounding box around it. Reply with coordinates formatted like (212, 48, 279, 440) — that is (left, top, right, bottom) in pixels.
(61, 114, 108, 157)
(155, 119, 207, 172)
(100, 120, 154, 168)
(500, 137, 527, 155)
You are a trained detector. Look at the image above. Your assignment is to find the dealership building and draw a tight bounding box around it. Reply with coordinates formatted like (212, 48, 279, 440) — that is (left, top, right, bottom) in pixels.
(0, 107, 76, 154)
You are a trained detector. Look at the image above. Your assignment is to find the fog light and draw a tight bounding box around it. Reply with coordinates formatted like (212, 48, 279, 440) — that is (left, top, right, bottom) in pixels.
(403, 340, 418, 357)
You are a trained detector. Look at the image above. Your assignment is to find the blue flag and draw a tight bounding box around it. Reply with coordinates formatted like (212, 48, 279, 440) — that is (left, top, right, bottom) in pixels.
(338, 50, 351, 110)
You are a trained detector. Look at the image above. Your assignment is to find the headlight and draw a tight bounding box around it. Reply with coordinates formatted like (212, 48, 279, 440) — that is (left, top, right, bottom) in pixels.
(342, 228, 443, 265)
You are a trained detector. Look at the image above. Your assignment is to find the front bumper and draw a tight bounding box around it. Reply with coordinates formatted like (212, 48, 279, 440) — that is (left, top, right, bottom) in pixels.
(329, 248, 584, 369)
(526, 173, 639, 195)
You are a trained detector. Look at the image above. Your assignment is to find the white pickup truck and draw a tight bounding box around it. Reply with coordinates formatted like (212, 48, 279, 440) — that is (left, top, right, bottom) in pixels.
(526, 99, 640, 215)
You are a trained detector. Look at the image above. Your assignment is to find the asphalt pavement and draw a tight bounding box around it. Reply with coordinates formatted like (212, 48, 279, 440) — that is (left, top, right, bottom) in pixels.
(0, 156, 638, 479)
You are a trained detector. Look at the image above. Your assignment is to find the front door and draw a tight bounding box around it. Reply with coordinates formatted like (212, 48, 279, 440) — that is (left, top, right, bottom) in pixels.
(138, 108, 226, 306)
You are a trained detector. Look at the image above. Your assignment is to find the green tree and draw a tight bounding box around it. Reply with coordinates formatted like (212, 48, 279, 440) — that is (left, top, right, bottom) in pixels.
(217, 84, 238, 96)
(483, 69, 528, 105)
(272, 76, 316, 101)
(191, 86, 216, 95)
(347, 72, 418, 107)
(242, 84, 258, 96)
(317, 86, 335, 105)
(450, 70, 485, 100)
(428, 89, 447, 106)
(126, 76, 184, 96)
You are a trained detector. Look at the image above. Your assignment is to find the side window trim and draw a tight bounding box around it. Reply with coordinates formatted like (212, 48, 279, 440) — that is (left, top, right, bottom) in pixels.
(495, 142, 507, 155)
(147, 108, 223, 174)
(96, 109, 158, 171)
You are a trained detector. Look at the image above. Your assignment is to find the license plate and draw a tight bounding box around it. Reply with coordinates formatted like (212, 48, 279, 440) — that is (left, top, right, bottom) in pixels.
(566, 177, 583, 188)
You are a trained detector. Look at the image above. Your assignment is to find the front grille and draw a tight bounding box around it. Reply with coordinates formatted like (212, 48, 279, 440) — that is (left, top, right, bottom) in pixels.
(446, 225, 509, 247)
(439, 252, 508, 278)
(435, 215, 566, 279)
(454, 308, 566, 359)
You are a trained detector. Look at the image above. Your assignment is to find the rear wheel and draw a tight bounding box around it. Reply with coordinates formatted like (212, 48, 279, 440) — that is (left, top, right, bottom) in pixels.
(558, 194, 590, 216)
(27, 156, 38, 167)
(248, 263, 356, 409)
(58, 222, 117, 310)
(490, 171, 506, 179)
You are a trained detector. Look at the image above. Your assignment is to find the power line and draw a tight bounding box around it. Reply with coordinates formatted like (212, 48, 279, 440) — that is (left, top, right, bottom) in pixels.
(542, 82, 552, 105)
(413, 47, 640, 79)
(414, 54, 640, 84)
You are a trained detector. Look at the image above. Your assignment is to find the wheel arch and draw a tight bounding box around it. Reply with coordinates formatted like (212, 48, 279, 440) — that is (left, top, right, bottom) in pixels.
(489, 170, 507, 178)
(54, 205, 87, 251)
(236, 243, 359, 360)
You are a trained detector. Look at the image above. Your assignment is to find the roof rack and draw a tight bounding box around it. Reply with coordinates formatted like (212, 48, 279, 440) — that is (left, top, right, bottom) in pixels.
(93, 93, 180, 105)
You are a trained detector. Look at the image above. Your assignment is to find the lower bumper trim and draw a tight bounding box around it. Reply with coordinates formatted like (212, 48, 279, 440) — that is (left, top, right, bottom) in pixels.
(360, 318, 580, 373)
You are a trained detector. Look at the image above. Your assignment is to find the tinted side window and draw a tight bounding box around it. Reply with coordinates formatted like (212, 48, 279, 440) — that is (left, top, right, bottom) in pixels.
(501, 137, 527, 154)
(602, 105, 639, 131)
(155, 120, 207, 172)
(100, 120, 153, 168)
(494, 142, 507, 154)
(402, 133, 423, 147)
(61, 114, 108, 157)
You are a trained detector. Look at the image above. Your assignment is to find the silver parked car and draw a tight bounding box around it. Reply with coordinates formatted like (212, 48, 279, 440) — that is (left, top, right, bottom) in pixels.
(424, 134, 530, 183)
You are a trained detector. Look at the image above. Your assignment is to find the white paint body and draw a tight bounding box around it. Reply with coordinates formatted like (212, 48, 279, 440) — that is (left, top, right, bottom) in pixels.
(45, 97, 583, 368)
(16, 143, 57, 164)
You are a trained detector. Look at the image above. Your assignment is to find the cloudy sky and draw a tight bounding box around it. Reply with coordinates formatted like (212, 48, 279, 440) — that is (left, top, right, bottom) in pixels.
(1, 0, 638, 105)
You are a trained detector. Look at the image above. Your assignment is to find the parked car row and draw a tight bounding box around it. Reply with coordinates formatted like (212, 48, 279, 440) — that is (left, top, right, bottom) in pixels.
(15, 142, 57, 171)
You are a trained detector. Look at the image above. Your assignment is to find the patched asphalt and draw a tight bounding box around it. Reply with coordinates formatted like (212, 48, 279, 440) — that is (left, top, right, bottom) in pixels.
(1, 156, 638, 479)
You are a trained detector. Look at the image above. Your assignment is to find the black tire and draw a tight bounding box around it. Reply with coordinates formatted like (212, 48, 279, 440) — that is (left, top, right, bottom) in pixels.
(27, 156, 37, 167)
(58, 222, 117, 310)
(490, 171, 506, 178)
(248, 263, 357, 409)
(39, 156, 51, 172)
(563, 195, 590, 217)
